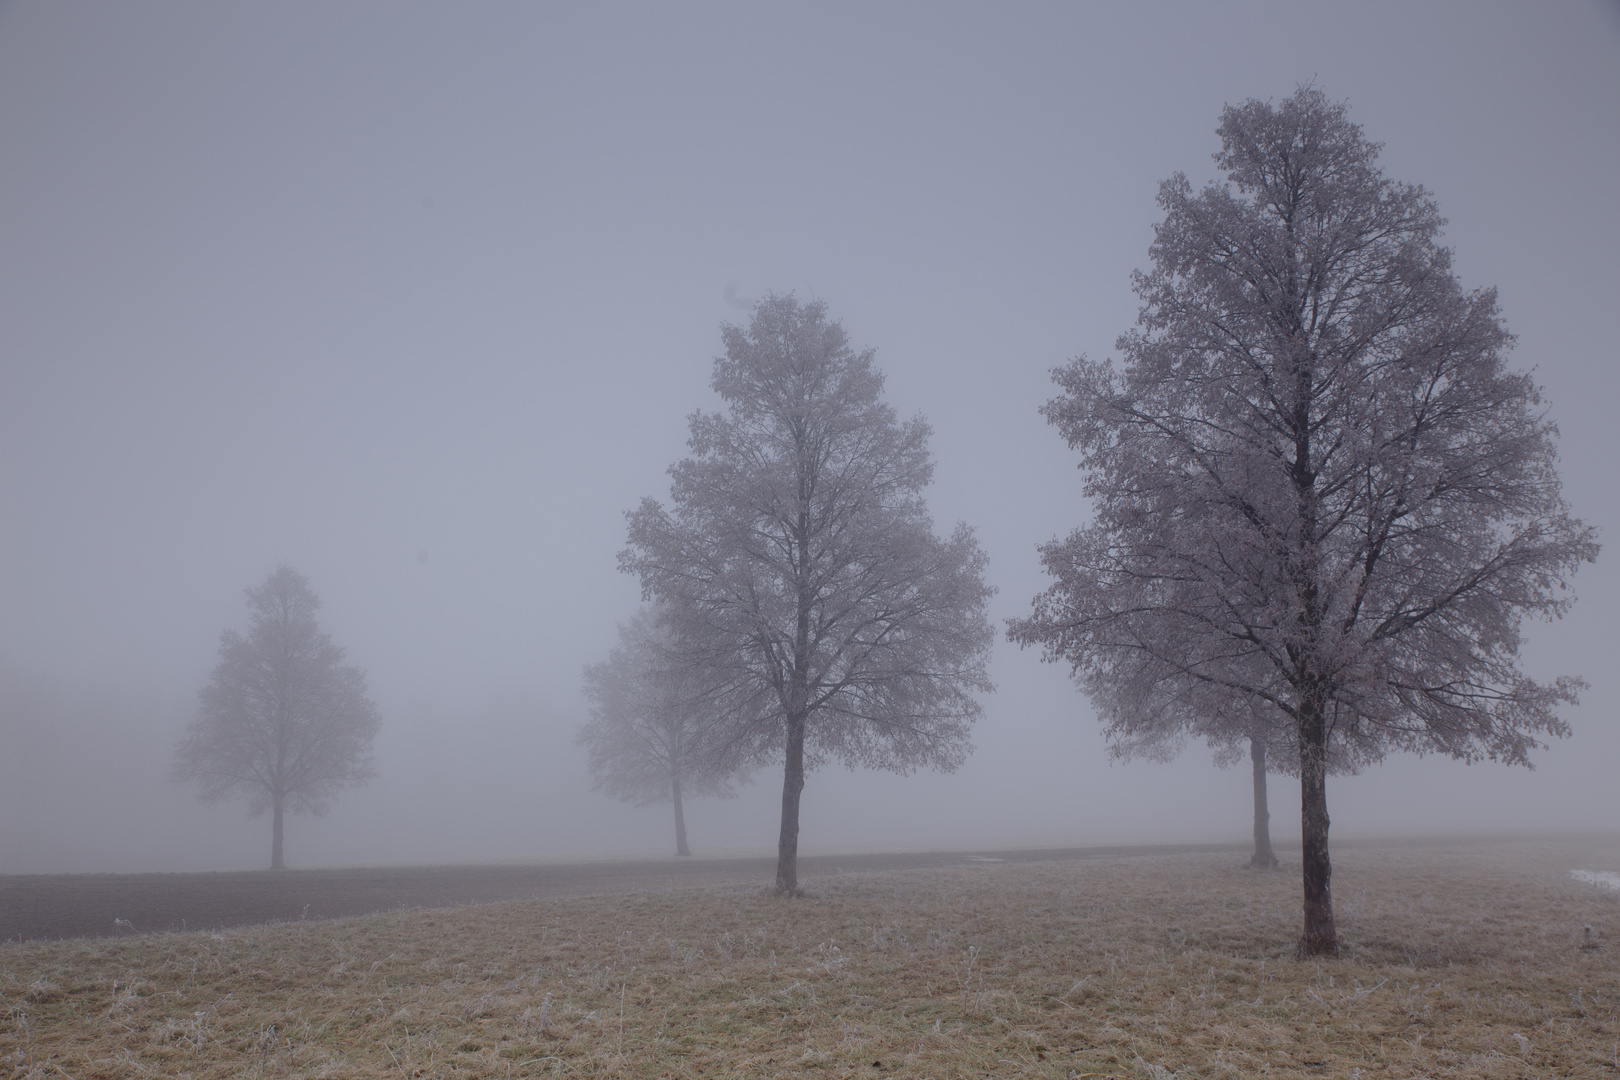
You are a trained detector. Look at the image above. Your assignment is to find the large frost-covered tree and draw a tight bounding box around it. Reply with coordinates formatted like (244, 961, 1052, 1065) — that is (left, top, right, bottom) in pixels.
(622, 295, 995, 892)
(578, 606, 751, 856)
(1009, 88, 1596, 955)
(173, 566, 381, 869)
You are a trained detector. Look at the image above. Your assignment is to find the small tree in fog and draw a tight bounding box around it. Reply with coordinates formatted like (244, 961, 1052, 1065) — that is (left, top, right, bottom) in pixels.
(1110, 694, 1298, 870)
(1230, 720, 1291, 871)
(622, 294, 996, 892)
(173, 566, 381, 869)
(1117, 694, 1357, 871)
(577, 607, 749, 856)
(1221, 699, 1371, 872)
(1009, 87, 1596, 956)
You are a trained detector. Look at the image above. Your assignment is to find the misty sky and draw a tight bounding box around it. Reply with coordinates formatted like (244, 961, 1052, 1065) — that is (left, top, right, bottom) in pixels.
(2, 2, 1617, 873)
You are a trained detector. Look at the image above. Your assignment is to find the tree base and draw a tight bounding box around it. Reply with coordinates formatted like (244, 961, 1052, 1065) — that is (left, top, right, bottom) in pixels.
(1296, 933, 1340, 959)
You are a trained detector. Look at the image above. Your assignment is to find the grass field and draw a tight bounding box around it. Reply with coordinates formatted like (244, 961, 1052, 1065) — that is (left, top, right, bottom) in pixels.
(3, 837, 1618, 1078)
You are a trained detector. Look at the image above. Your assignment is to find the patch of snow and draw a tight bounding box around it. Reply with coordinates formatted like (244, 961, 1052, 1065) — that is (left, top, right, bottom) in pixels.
(1570, 870, 1620, 892)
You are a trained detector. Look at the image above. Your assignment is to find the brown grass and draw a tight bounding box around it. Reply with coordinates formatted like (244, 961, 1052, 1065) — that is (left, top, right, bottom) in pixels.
(3, 837, 1618, 1078)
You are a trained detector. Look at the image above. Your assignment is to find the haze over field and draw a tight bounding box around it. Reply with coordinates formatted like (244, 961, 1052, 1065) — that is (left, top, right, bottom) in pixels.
(2, 2, 1617, 873)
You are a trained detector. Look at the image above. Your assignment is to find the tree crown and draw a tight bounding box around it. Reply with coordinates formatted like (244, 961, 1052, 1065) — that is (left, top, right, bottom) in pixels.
(1011, 87, 1596, 769)
(622, 295, 994, 775)
(578, 606, 750, 806)
(173, 566, 381, 816)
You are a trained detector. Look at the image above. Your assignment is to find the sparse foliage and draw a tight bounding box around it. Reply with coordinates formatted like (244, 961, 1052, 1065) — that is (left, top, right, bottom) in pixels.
(577, 606, 750, 856)
(1009, 87, 1597, 954)
(173, 566, 381, 869)
(621, 294, 995, 891)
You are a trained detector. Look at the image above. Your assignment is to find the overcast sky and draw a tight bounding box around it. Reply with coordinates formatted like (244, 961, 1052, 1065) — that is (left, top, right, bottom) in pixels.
(2, 1, 1617, 873)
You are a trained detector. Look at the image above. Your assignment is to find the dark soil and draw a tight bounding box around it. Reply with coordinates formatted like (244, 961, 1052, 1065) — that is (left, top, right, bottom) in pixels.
(0, 843, 1243, 941)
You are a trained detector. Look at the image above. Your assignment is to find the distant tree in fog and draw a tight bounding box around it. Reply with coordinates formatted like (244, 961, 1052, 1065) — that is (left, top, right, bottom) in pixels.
(577, 606, 750, 856)
(1114, 692, 1358, 871)
(1009, 87, 1597, 956)
(1109, 694, 1290, 870)
(622, 294, 996, 892)
(1225, 714, 1300, 871)
(173, 566, 381, 870)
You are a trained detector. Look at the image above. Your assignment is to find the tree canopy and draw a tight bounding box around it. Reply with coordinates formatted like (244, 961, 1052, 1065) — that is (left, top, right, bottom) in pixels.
(578, 606, 750, 855)
(622, 294, 995, 891)
(173, 566, 381, 869)
(1009, 87, 1596, 954)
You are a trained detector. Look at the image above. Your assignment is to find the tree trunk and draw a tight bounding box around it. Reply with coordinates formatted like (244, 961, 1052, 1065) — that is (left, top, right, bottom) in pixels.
(1297, 696, 1336, 956)
(1249, 737, 1279, 869)
(270, 797, 286, 870)
(672, 773, 691, 857)
(777, 513, 814, 895)
(774, 714, 806, 893)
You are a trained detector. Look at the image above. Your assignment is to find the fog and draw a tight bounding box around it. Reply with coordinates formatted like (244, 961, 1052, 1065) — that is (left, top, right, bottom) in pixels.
(2, 2, 1616, 874)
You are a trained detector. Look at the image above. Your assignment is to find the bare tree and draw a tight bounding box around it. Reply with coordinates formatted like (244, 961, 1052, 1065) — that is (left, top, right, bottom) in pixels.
(622, 294, 995, 892)
(577, 606, 750, 856)
(173, 566, 381, 869)
(1117, 694, 1354, 871)
(1114, 697, 1296, 870)
(1209, 706, 1341, 872)
(1241, 731, 1280, 869)
(1009, 87, 1596, 956)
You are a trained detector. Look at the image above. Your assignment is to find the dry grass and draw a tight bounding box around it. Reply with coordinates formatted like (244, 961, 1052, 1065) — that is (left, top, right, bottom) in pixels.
(3, 837, 1618, 1079)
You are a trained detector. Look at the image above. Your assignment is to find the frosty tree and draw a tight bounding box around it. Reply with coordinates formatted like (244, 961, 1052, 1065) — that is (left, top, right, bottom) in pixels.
(1114, 694, 1299, 870)
(1009, 88, 1596, 955)
(1118, 692, 1358, 872)
(622, 295, 995, 892)
(577, 606, 751, 856)
(173, 566, 381, 869)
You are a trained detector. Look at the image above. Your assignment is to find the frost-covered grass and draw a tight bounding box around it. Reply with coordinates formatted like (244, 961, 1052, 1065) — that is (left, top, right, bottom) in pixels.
(1573, 869, 1620, 893)
(3, 838, 1618, 1078)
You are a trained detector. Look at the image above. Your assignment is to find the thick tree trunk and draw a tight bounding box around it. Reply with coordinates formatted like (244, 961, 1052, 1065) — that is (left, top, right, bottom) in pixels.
(775, 714, 806, 893)
(1249, 737, 1279, 869)
(672, 774, 691, 857)
(270, 798, 286, 870)
(1297, 697, 1337, 956)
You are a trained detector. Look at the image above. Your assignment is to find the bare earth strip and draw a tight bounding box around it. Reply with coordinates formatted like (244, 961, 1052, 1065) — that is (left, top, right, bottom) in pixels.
(3, 835, 1619, 1079)
(0, 843, 1244, 942)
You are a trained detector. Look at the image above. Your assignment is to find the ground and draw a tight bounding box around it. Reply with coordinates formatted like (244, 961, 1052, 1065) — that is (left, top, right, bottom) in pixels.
(2, 836, 1618, 1078)
(0, 844, 1238, 942)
